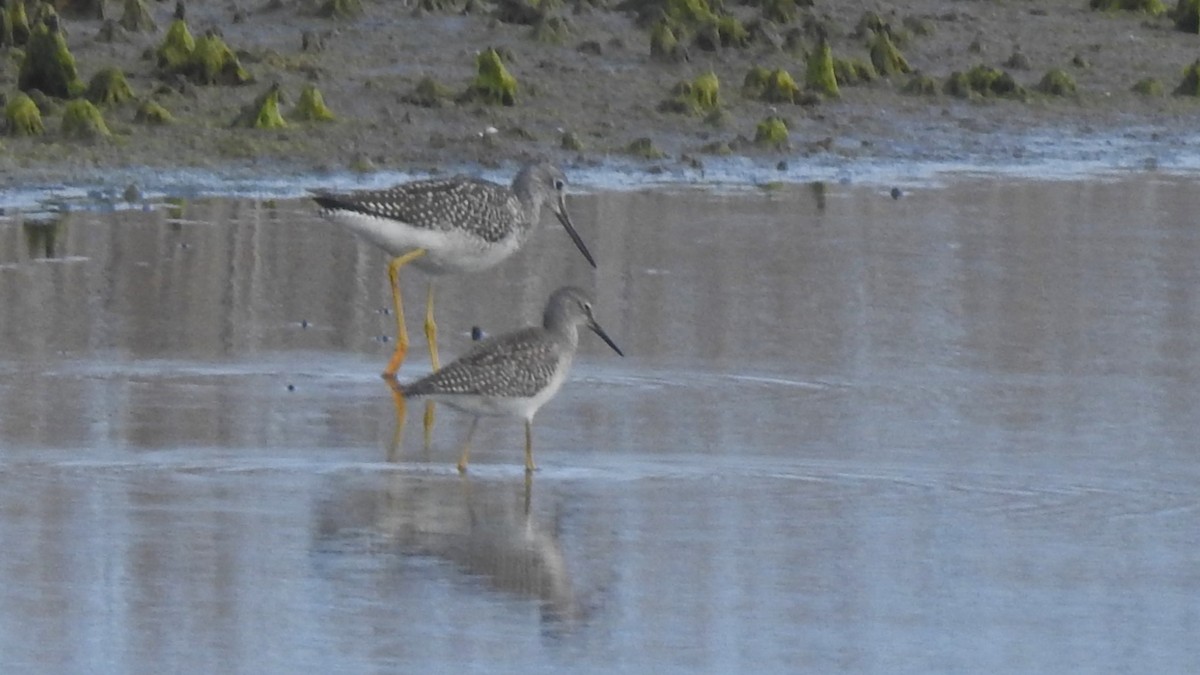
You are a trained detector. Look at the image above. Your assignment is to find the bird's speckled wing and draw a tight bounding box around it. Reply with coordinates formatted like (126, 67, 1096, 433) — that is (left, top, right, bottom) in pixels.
(312, 176, 517, 243)
(403, 328, 561, 399)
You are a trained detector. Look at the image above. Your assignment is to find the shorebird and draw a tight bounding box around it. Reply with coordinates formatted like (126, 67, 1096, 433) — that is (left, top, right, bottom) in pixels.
(397, 286, 622, 473)
(311, 161, 595, 379)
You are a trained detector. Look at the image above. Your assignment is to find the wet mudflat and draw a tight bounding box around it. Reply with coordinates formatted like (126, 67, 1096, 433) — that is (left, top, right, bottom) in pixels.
(0, 174, 1197, 672)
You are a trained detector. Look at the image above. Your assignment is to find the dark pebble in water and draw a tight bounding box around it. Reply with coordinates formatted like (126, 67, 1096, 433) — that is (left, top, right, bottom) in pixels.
(776, 160, 788, 171)
(471, 326, 484, 341)
(180, 243, 190, 249)
(286, 384, 295, 391)
(300, 319, 309, 329)
(379, 335, 390, 343)
(890, 187, 903, 200)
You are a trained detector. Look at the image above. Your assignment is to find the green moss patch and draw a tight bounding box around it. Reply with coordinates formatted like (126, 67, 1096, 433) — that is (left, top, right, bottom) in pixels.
(232, 83, 287, 128)
(155, 18, 195, 72)
(465, 48, 517, 105)
(404, 75, 455, 107)
(650, 21, 686, 61)
(745, 67, 801, 103)
(945, 65, 1027, 99)
(1131, 77, 1164, 95)
(1177, 0, 1200, 32)
(134, 99, 173, 124)
(626, 136, 666, 159)
(805, 37, 839, 97)
(18, 19, 84, 98)
(1036, 69, 1077, 96)
(754, 115, 788, 149)
(530, 15, 571, 43)
(291, 84, 335, 121)
(833, 58, 876, 86)
(318, 0, 363, 19)
(1174, 59, 1200, 95)
(5, 92, 44, 135)
(9, 0, 30, 47)
(1089, 0, 1166, 14)
(190, 32, 251, 85)
(659, 71, 721, 115)
(61, 99, 110, 138)
(901, 73, 938, 96)
(561, 130, 584, 151)
(869, 30, 911, 77)
(119, 0, 157, 32)
(86, 67, 135, 105)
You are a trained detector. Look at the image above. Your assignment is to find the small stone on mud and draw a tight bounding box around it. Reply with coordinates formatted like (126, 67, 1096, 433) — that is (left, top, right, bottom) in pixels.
(891, 187, 902, 199)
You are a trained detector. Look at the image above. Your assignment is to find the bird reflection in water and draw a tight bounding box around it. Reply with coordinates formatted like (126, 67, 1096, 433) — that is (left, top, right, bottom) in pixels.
(316, 458, 584, 626)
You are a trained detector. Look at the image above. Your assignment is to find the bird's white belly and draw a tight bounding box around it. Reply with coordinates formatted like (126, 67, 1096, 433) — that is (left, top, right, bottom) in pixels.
(321, 210, 523, 274)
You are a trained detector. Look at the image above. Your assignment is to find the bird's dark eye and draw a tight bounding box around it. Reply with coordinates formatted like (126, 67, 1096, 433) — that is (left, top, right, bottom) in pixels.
(553, 179, 565, 191)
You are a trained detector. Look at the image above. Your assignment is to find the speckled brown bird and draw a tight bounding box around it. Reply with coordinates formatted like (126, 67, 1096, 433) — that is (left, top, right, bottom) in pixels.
(400, 286, 622, 473)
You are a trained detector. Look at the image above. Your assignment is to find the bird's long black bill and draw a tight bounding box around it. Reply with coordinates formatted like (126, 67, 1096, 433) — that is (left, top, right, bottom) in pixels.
(556, 196, 597, 268)
(589, 322, 624, 356)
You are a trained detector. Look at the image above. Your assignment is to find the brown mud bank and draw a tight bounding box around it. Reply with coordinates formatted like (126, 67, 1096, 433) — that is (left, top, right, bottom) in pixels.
(1, 0, 1199, 191)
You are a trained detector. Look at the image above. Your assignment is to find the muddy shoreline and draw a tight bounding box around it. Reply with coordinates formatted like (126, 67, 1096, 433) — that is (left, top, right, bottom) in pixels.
(2, 0, 1198, 194)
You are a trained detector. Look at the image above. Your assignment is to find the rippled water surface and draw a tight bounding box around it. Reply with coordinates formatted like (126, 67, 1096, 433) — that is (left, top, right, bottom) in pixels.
(1, 175, 1198, 673)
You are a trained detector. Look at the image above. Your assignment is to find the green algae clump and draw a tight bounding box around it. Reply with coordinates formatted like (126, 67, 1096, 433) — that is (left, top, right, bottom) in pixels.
(134, 99, 173, 124)
(626, 137, 666, 159)
(291, 84, 335, 121)
(650, 21, 685, 62)
(86, 67, 135, 105)
(319, 0, 363, 19)
(531, 15, 571, 44)
(754, 115, 788, 149)
(18, 17, 84, 98)
(869, 30, 911, 77)
(61, 99, 111, 138)
(693, 71, 719, 109)
(156, 18, 195, 71)
(946, 65, 1027, 99)
(659, 72, 720, 115)
(760, 0, 796, 24)
(404, 75, 454, 107)
(1131, 77, 1164, 95)
(742, 66, 771, 98)
(190, 32, 251, 85)
(5, 92, 44, 135)
(1173, 59, 1200, 95)
(119, 0, 157, 32)
(833, 58, 876, 86)
(805, 37, 839, 98)
(467, 48, 517, 106)
(232, 83, 287, 128)
(9, 0, 30, 46)
(1036, 69, 1077, 96)
(1089, 0, 1166, 14)
(741, 67, 803, 103)
(1177, 0, 1200, 32)
(561, 130, 584, 151)
(901, 73, 939, 96)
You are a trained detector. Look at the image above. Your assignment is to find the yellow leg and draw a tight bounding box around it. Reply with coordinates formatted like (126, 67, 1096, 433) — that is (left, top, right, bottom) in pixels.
(524, 419, 537, 473)
(523, 471, 532, 514)
(381, 249, 427, 380)
(423, 283, 438, 449)
(456, 417, 480, 474)
(386, 381, 408, 463)
(425, 283, 440, 370)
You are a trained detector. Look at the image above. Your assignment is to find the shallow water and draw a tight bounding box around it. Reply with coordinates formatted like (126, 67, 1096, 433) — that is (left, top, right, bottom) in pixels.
(1, 175, 1198, 673)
